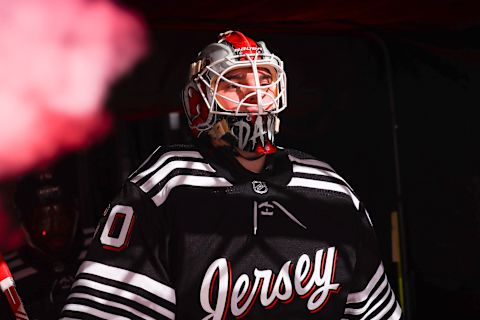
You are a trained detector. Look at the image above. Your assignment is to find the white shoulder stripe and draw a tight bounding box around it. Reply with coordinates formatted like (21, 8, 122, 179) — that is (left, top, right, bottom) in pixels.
(287, 177, 360, 210)
(130, 150, 203, 184)
(67, 292, 163, 320)
(71, 279, 174, 319)
(292, 164, 354, 190)
(288, 155, 334, 171)
(128, 146, 162, 181)
(140, 160, 216, 193)
(13, 267, 37, 281)
(346, 263, 385, 303)
(151, 175, 232, 207)
(76, 261, 176, 304)
(62, 303, 130, 320)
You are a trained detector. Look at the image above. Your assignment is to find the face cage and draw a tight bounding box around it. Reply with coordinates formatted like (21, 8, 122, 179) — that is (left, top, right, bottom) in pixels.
(195, 52, 287, 117)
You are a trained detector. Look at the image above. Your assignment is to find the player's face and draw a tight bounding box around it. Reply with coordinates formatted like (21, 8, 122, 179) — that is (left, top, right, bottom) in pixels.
(214, 67, 276, 113)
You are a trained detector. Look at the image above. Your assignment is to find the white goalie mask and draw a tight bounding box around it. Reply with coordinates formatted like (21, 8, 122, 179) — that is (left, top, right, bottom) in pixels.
(182, 30, 287, 154)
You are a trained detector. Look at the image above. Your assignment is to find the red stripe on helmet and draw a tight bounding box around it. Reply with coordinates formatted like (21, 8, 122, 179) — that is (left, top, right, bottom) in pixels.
(220, 31, 260, 56)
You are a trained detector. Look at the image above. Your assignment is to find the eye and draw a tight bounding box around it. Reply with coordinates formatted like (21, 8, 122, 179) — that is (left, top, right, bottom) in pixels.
(219, 83, 237, 91)
(216, 80, 236, 91)
(259, 75, 273, 86)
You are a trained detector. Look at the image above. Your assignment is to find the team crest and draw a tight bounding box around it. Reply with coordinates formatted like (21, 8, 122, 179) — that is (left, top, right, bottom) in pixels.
(252, 180, 268, 194)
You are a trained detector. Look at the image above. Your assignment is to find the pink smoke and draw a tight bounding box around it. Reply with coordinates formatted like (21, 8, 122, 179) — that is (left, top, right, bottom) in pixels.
(0, 0, 147, 249)
(0, 0, 147, 178)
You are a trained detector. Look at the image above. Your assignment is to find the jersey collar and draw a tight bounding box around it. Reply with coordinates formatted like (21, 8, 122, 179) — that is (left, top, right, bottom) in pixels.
(197, 141, 293, 186)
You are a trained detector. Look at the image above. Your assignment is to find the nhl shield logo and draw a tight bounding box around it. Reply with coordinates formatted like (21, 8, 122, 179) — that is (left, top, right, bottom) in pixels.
(252, 180, 268, 194)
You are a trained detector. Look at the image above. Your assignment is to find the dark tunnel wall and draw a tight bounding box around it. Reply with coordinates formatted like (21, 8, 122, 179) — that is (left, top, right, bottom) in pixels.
(42, 28, 480, 318)
(389, 33, 480, 318)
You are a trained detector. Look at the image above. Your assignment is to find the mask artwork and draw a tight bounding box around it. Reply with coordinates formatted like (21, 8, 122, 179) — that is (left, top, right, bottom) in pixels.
(229, 115, 277, 151)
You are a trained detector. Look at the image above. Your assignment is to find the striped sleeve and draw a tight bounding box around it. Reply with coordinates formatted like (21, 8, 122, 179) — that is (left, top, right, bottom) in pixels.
(343, 263, 402, 319)
(286, 153, 360, 210)
(284, 150, 402, 319)
(62, 261, 175, 319)
(60, 179, 176, 319)
(61, 145, 232, 319)
(343, 206, 402, 320)
(130, 146, 231, 207)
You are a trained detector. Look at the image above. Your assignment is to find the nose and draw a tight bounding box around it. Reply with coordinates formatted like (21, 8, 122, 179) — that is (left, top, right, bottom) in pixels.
(241, 77, 263, 106)
(240, 90, 264, 114)
(244, 90, 258, 103)
(243, 89, 272, 113)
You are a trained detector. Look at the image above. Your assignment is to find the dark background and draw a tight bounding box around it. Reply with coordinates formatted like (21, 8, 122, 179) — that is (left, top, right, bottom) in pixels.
(13, 1, 480, 318)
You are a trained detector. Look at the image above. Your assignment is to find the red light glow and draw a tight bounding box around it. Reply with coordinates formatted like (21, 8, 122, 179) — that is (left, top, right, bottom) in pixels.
(0, 0, 147, 179)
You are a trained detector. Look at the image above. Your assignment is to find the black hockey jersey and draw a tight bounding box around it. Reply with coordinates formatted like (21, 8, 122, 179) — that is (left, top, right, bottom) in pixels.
(60, 144, 402, 319)
(0, 227, 95, 320)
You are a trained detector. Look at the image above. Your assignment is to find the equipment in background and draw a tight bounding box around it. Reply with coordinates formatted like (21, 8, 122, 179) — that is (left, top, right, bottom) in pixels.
(14, 170, 79, 261)
(0, 253, 29, 320)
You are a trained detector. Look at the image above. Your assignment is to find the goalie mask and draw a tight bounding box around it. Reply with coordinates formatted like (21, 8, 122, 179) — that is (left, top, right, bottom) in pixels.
(182, 30, 287, 154)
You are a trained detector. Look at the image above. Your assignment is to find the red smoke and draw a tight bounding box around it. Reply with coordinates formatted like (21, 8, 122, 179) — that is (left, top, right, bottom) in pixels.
(0, 0, 147, 250)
